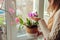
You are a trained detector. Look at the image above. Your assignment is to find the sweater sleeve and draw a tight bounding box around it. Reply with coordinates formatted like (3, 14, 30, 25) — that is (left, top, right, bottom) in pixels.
(47, 11, 60, 40)
(39, 19, 50, 38)
(39, 10, 60, 40)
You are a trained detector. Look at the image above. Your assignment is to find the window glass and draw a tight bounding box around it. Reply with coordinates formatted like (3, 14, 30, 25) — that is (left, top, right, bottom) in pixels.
(0, 0, 7, 40)
(44, 0, 49, 24)
(16, 0, 33, 37)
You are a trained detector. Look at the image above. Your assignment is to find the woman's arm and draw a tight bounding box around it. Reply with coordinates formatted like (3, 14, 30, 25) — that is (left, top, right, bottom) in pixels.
(39, 19, 50, 38)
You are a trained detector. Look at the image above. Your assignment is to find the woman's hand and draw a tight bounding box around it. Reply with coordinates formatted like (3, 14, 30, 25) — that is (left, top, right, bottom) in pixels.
(30, 16, 41, 21)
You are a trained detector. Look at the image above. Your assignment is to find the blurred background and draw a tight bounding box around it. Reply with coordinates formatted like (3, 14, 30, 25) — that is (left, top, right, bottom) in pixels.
(0, 0, 49, 40)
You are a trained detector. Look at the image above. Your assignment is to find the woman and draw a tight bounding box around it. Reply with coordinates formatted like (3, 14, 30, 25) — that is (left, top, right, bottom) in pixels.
(31, 0, 60, 40)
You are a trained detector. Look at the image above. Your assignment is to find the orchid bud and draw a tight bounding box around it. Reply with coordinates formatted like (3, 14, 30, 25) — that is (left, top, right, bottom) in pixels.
(15, 17, 20, 23)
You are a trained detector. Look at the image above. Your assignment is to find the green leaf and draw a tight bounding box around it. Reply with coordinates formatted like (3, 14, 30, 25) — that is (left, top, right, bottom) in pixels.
(19, 25, 23, 30)
(34, 21, 39, 25)
(19, 17, 24, 25)
(0, 17, 4, 24)
(26, 18, 31, 26)
(19, 26, 21, 30)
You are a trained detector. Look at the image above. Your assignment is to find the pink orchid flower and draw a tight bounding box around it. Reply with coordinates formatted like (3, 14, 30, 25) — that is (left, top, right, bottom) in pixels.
(15, 17, 20, 23)
(28, 12, 38, 17)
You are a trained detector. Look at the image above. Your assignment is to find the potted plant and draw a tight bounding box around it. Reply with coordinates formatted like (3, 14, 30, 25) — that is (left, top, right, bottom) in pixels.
(15, 11, 42, 37)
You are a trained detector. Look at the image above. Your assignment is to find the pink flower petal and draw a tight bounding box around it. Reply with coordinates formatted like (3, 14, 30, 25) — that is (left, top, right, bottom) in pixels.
(15, 17, 20, 23)
(28, 12, 38, 17)
(9, 8, 15, 14)
(28, 12, 33, 17)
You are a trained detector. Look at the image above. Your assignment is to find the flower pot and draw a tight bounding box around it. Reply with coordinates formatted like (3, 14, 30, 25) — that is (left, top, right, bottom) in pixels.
(26, 25, 42, 37)
(26, 25, 38, 34)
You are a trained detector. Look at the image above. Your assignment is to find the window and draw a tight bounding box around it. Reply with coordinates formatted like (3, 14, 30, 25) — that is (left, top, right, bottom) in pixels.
(16, 0, 34, 38)
(0, 0, 7, 40)
(0, 0, 5, 24)
(44, 0, 49, 24)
